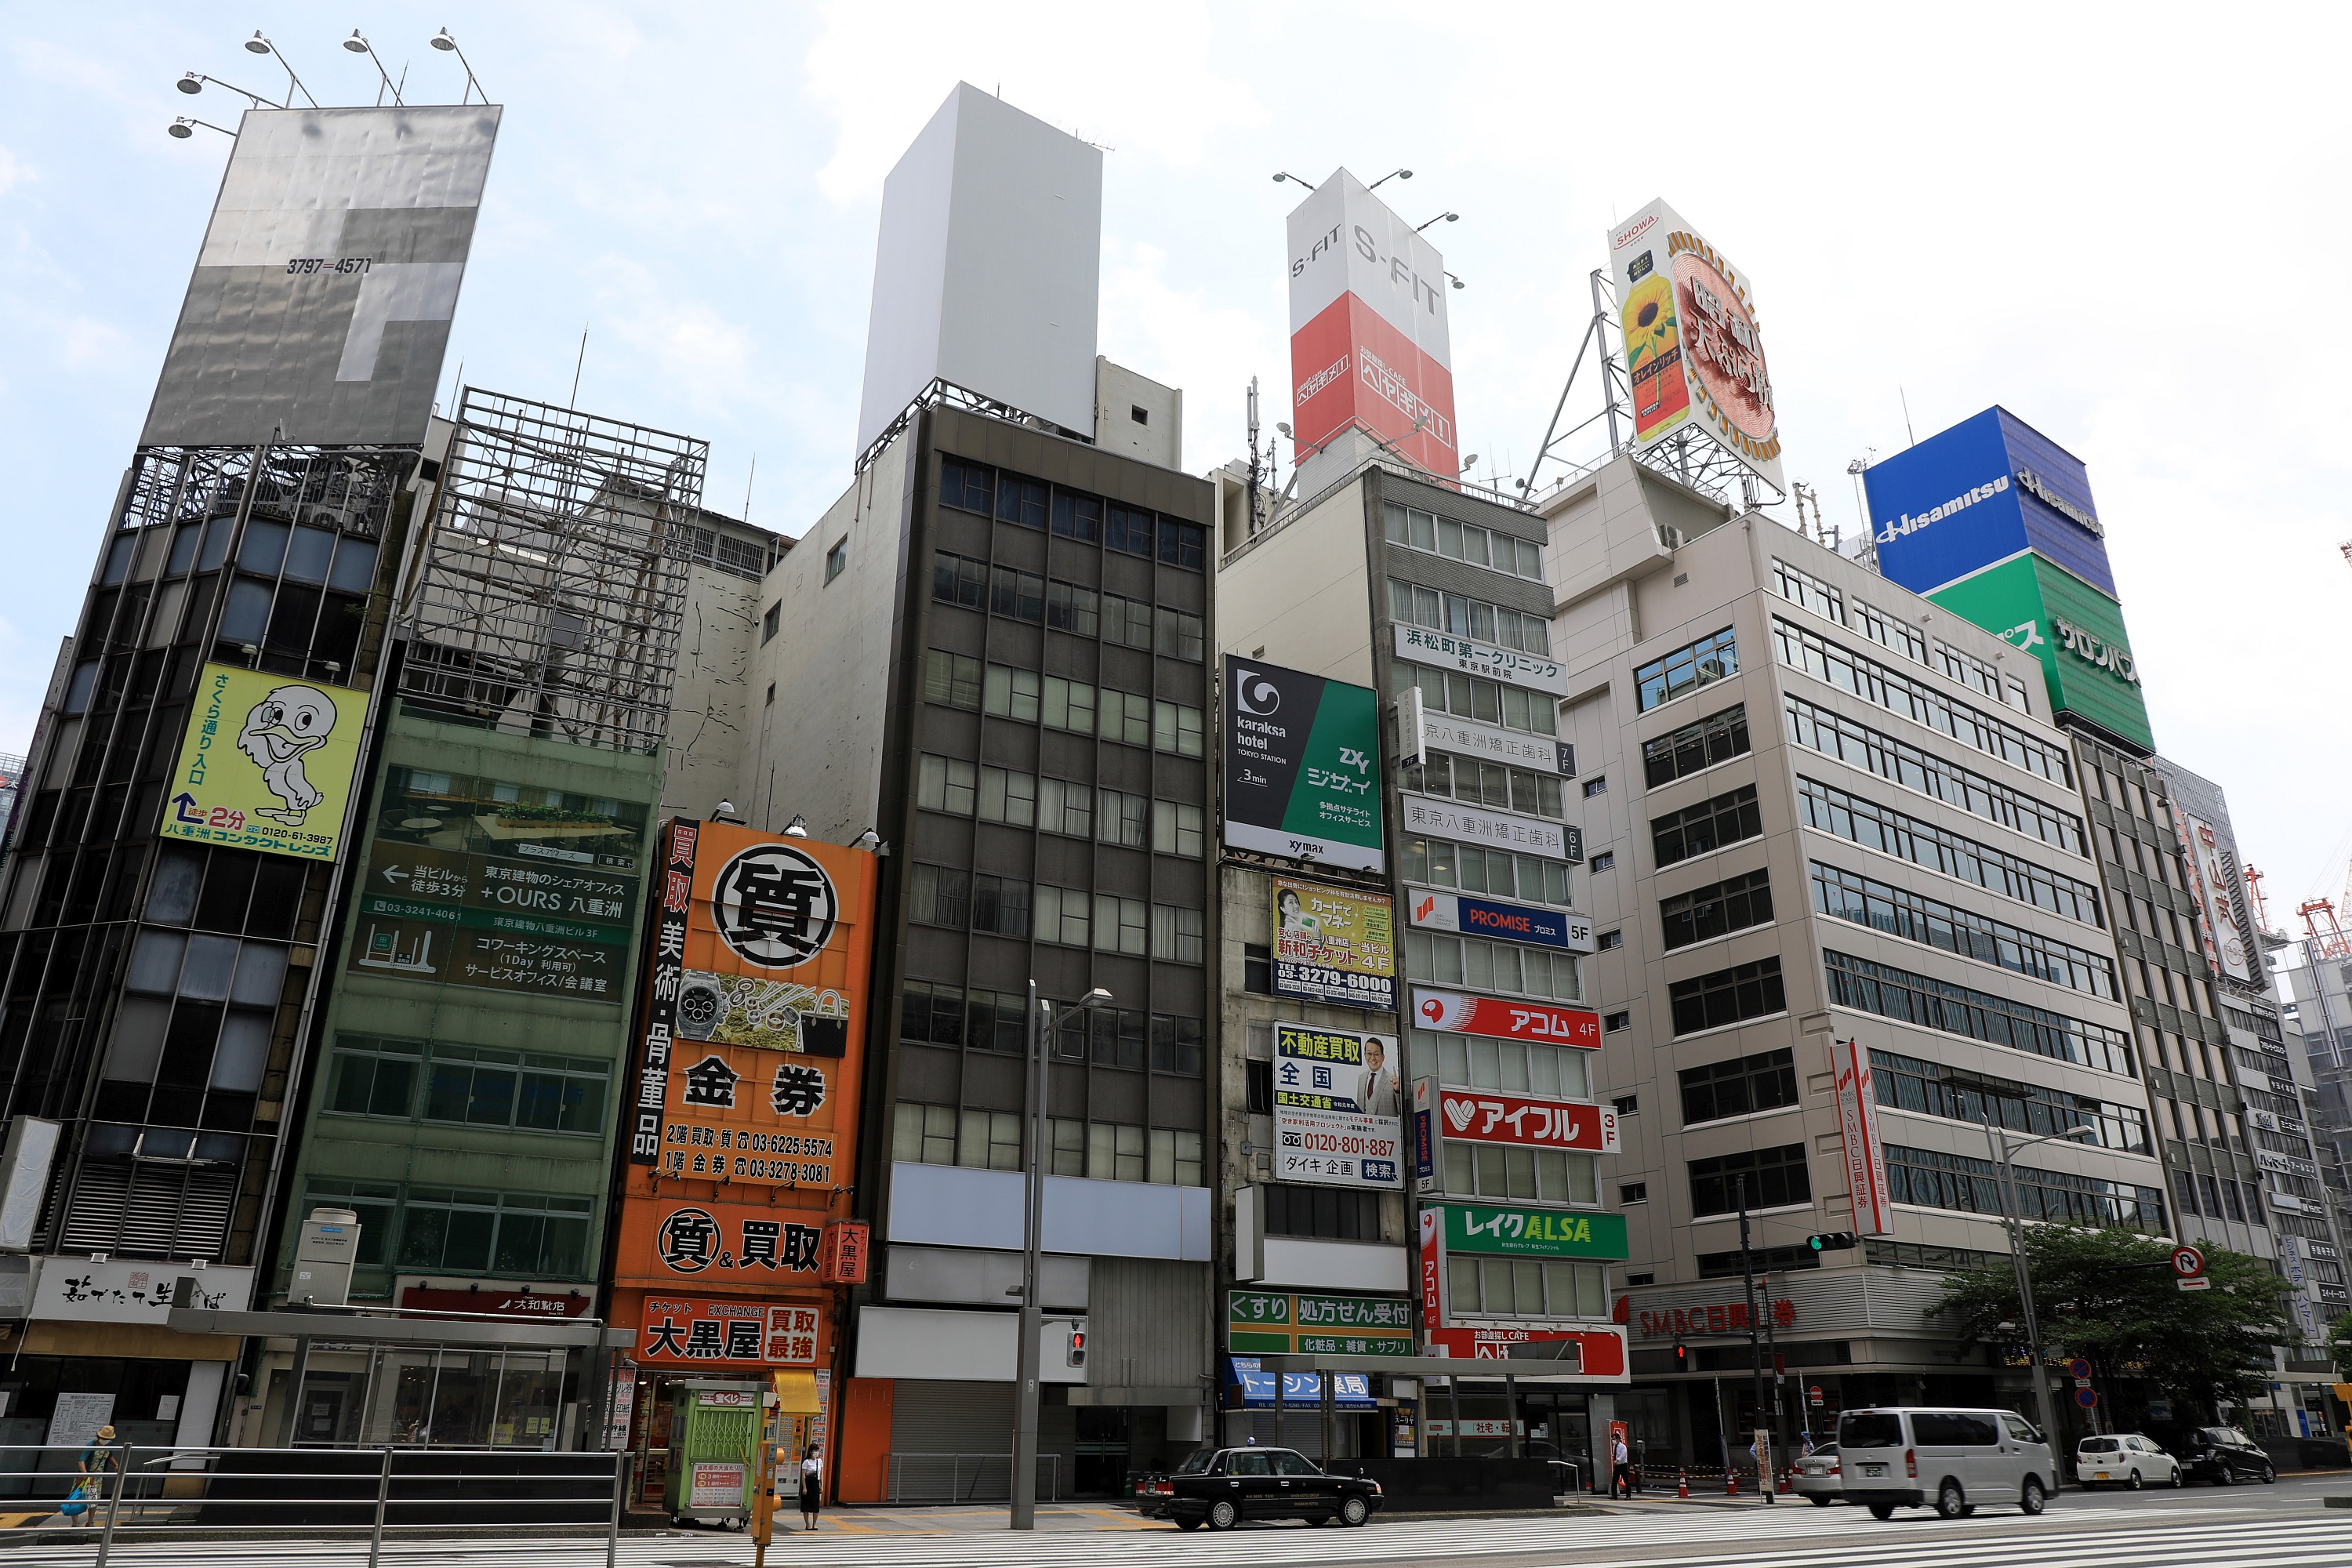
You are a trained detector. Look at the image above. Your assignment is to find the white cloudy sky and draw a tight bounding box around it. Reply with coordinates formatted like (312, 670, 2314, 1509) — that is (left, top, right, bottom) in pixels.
(5, 3, 2350, 910)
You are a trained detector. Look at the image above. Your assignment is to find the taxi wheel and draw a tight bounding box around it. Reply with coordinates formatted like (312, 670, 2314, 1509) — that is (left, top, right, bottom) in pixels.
(1207, 1499, 1239, 1531)
(1340, 1494, 1370, 1526)
(1174, 1518, 1202, 1531)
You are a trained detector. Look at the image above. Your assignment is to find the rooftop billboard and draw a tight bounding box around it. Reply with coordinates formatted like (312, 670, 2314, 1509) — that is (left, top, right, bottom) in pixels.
(142, 105, 499, 449)
(1286, 169, 1457, 477)
(1221, 657, 1385, 872)
(1606, 198, 1784, 494)
(1927, 551, 2154, 753)
(1864, 407, 2115, 597)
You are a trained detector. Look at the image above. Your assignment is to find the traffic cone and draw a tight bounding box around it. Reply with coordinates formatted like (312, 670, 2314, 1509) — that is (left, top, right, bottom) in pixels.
(1726, 1466, 1738, 1497)
(1777, 1465, 1791, 1495)
(1677, 1468, 1690, 1498)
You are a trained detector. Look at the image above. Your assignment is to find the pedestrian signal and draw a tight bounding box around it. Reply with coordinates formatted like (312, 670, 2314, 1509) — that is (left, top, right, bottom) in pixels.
(1067, 1328, 1087, 1368)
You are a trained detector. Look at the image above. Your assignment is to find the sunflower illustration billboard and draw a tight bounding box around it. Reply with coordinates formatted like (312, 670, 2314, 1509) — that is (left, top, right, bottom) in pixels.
(1607, 198, 1784, 493)
(159, 662, 367, 862)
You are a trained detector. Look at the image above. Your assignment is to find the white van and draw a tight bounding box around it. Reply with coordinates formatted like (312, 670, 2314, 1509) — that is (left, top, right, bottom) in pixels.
(1835, 1406, 2055, 1519)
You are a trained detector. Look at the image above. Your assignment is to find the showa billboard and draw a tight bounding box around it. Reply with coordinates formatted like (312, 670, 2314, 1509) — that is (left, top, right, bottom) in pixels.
(1608, 198, 1784, 494)
(627, 821, 880, 1178)
(1286, 169, 1457, 477)
(1222, 657, 1385, 871)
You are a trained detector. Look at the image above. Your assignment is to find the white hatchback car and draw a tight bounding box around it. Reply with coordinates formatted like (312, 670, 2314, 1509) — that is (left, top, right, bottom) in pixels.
(2076, 1433, 2181, 1490)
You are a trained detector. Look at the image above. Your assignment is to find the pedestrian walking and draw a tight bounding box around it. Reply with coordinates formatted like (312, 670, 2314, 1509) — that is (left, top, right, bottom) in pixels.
(798, 1443, 822, 1531)
(1611, 1432, 1636, 1498)
(64, 1425, 118, 1528)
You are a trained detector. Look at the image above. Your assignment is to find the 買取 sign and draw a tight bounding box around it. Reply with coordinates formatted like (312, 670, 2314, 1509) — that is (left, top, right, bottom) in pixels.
(1273, 1023, 1402, 1190)
(1222, 656, 1385, 871)
(1439, 1203, 1628, 1260)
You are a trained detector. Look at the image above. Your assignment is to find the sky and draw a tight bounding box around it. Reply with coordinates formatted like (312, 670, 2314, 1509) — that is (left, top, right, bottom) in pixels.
(4, 2, 2351, 916)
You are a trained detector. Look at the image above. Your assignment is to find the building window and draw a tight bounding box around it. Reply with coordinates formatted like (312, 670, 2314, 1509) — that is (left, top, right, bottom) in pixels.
(1590, 851, 1615, 873)
(924, 649, 981, 710)
(1090, 1121, 1147, 1180)
(1635, 627, 1738, 712)
(1039, 778, 1092, 838)
(1157, 518, 1206, 570)
(1096, 788, 1148, 848)
(1052, 492, 1101, 543)
(1151, 904, 1204, 964)
(978, 765, 1037, 826)
(940, 458, 994, 514)
(1243, 943, 1272, 994)
(916, 754, 976, 815)
(1405, 930, 1581, 1002)
(1399, 835, 1573, 906)
(1391, 659, 1560, 738)
(959, 1109, 1023, 1170)
(324, 1035, 423, 1119)
(1679, 1047, 1798, 1127)
(1387, 578, 1552, 655)
(1660, 868, 1774, 951)
(908, 863, 971, 928)
(982, 663, 1040, 722)
(761, 601, 781, 643)
(1620, 1182, 1649, 1204)
(1151, 1015, 1203, 1075)
(1149, 1127, 1203, 1185)
(1152, 800, 1203, 857)
(1421, 1032, 1592, 1100)
(1604, 1010, 1632, 1033)
(1769, 558, 1843, 622)
(1652, 784, 1762, 869)
(1784, 696, 2086, 855)
(1772, 616, 2072, 786)
(1383, 501, 1546, 581)
(1447, 1254, 1606, 1318)
(1262, 1184, 1381, 1240)
(1153, 605, 1205, 661)
(1583, 776, 1607, 797)
(394, 1189, 595, 1277)
(1246, 1059, 1274, 1114)
(1439, 1141, 1598, 1205)
(1069, 1007, 1148, 1070)
(1885, 1143, 2165, 1232)
(1668, 956, 1786, 1035)
(1810, 861, 2117, 999)
(996, 474, 1048, 529)
(1597, 928, 1623, 950)
(1093, 895, 1149, 956)
(969, 874, 1030, 938)
(989, 564, 1046, 622)
(892, 1102, 958, 1164)
(414, 1044, 611, 1135)
(1106, 503, 1154, 557)
(1612, 1094, 1639, 1116)
(1697, 1246, 1822, 1279)
(825, 537, 848, 583)
(1642, 703, 1751, 786)
(1046, 579, 1099, 635)
(1408, 751, 1566, 820)
(1152, 700, 1204, 757)
(1822, 949, 2135, 1077)
(1796, 775, 2102, 926)
(1688, 1143, 1810, 1217)
(1870, 1046, 2150, 1154)
(764, 683, 775, 706)
(931, 550, 985, 609)
(1033, 885, 1091, 948)
(1850, 598, 1928, 663)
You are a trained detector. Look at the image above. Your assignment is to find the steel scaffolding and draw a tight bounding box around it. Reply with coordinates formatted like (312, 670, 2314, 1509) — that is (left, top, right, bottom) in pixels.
(397, 388, 701, 755)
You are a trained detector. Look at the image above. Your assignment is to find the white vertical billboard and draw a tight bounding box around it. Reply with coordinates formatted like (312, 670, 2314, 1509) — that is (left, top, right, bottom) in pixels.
(2171, 807, 2254, 983)
(1272, 1023, 1402, 1190)
(1286, 169, 1457, 476)
(1606, 198, 1784, 494)
(1831, 1036, 1893, 1237)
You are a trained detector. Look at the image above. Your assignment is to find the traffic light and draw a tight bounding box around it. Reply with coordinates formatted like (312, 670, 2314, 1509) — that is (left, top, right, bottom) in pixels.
(1671, 1341, 1690, 1374)
(1066, 1328, 1087, 1368)
(1805, 1232, 1857, 1254)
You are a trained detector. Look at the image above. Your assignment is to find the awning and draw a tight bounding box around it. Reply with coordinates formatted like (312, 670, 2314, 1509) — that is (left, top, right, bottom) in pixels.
(169, 1308, 629, 1349)
(771, 1370, 822, 1414)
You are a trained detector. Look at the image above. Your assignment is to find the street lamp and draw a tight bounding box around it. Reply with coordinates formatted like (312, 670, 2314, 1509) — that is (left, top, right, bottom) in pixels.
(167, 117, 236, 140)
(430, 28, 487, 104)
(176, 71, 280, 108)
(1011, 982, 1112, 1530)
(1271, 171, 1316, 191)
(241, 31, 318, 108)
(1939, 1068, 2092, 1485)
(1367, 168, 1413, 190)
(341, 31, 405, 106)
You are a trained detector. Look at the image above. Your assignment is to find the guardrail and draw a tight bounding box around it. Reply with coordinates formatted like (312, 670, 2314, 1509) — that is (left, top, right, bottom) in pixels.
(0, 1443, 625, 1566)
(884, 1452, 1061, 1505)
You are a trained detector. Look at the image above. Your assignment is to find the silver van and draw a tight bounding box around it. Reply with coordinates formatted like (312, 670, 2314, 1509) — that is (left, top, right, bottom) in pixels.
(1835, 1406, 2055, 1519)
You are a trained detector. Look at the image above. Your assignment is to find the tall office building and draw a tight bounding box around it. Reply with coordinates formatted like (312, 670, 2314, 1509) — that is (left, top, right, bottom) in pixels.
(0, 104, 497, 1449)
(1555, 454, 2168, 1461)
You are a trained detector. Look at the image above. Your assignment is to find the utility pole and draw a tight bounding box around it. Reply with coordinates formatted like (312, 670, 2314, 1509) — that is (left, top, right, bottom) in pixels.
(1737, 1176, 1772, 1502)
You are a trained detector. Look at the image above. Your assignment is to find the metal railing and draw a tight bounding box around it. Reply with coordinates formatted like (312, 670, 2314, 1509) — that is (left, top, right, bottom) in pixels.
(884, 1452, 1061, 1505)
(0, 1443, 626, 1565)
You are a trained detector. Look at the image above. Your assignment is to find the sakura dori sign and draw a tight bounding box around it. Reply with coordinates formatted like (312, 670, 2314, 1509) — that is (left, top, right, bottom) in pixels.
(1633, 1296, 1796, 1339)
(1439, 1090, 1617, 1152)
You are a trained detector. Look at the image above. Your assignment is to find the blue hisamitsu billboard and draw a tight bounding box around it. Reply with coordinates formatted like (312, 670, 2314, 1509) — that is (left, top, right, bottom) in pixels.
(1864, 407, 2115, 598)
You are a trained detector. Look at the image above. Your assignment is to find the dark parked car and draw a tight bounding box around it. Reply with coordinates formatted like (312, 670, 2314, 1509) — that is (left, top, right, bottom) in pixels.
(2155, 1425, 2274, 1486)
(1136, 1446, 1383, 1530)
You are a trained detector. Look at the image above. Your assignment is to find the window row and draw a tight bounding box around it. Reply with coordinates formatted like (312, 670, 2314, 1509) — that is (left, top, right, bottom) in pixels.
(1883, 1142, 2165, 1233)
(1384, 501, 1548, 582)
(1404, 929, 1581, 1003)
(1821, 950, 2135, 1076)
(1401, 751, 1566, 821)
(1689, 1142, 1809, 1216)
(1652, 783, 1762, 869)
(1414, 1029, 1592, 1102)
(1784, 697, 2086, 855)
(1635, 627, 1739, 713)
(1668, 956, 1786, 1036)
(303, 1178, 592, 1277)
(897, 982, 1200, 1073)
(1661, 868, 1775, 951)
(929, 554, 1204, 659)
(893, 1102, 1204, 1185)
(906, 865, 1204, 964)
(1389, 659, 1560, 736)
(1435, 1141, 1599, 1206)
(914, 756, 1202, 854)
(2175, 1170, 2267, 1227)
(1773, 618, 2071, 785)
(938, 457, 1204, 569)
(1398, 833, 1576, 908)
(1868, 1047, 2149, 1156)
(323, 1035, 610, 1134)
(965, 662, 1203, 755)
(1642, 704, 1751, 787)
(1447, 1256, 1607, 1319)
(1679, 1047, 1797, 1127)
(1388, 578, 1552, 655)
(1796, 776, 2102, 927)
(1261, 1183, 1382, 1241)
(1809, 861, 2118, 1000)
(1770, 558, 2028, 711)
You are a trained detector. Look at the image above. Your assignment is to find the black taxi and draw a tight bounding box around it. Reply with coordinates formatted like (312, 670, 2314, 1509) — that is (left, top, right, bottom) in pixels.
(1137, 1446, 1382, 1530)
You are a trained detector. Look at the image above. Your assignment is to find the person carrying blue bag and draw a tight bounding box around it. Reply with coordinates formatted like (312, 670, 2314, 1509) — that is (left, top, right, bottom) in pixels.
(61, 1424, 118, 1527)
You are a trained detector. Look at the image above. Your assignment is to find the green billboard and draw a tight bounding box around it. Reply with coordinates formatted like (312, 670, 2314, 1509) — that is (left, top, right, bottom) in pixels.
(1929, 553, 2154, 753)
(1440, 1203, 1629, 1259)
(1221, 655, 1385, 872)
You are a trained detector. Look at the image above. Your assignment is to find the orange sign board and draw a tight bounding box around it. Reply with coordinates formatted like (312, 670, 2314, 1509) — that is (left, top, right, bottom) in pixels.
(634, 1295, 824, 1367)
(613, 1194, 833, 1289)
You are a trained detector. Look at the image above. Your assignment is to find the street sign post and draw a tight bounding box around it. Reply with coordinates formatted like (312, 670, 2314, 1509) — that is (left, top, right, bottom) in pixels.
(2172, 1244, 2210, 1292)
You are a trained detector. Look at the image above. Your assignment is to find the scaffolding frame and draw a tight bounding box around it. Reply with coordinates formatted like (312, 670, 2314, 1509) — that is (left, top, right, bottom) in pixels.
(396, 389, 700, 755)
(116, 441, 416, 542)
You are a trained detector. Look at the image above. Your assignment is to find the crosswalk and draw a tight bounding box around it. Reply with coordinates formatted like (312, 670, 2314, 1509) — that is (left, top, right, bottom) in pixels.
(1, 1507, 2341, 1568)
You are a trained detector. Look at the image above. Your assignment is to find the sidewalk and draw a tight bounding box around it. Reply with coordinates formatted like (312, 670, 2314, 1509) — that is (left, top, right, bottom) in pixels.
(636, 1504, 1156, 1537)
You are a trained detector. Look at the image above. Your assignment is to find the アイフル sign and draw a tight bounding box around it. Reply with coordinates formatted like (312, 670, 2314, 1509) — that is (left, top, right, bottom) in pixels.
(1437, 1089, 1618, 1152)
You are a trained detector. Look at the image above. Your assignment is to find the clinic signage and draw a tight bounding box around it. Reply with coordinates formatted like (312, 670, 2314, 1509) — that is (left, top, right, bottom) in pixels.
(1392, 625, 1570, 695)
(1399, 687, 1572, 775)
(1398, 795, 1580, 862)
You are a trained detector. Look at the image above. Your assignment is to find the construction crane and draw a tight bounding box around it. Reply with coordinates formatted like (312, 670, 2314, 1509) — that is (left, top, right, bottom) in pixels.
(2299, 898, 2351, 961)
(2246, 864, 2277, 933)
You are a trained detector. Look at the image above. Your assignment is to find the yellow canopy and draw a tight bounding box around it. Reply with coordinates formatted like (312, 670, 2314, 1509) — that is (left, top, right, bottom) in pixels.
(771, 1370, 822, 1415)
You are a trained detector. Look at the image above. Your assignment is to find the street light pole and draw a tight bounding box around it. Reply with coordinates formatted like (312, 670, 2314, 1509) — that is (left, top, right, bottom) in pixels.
(1012, 983, 1110, 1530)
(1977, 1107, 2094, 1491)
